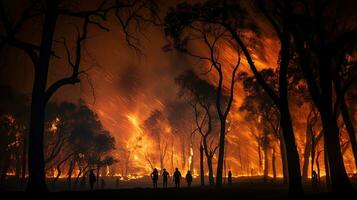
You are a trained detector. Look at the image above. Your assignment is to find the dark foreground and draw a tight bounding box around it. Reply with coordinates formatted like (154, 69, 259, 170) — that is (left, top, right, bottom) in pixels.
(2, 186, 356, 200)
(2, 177, 357, 199)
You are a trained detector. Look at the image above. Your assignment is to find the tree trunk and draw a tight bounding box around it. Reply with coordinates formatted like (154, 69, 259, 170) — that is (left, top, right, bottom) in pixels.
(199, 144, 204, 186)
(67, 160, 75, 189)
(278, 11, 303, 194)
(316, 151, 322, 183)
(181, 139, 186, 170)
(340, 98, 357, 169)
(320, 110, 353, 192)
(302, 123, 312, 179)
(27, 0, 59, 192)
(280, 109, 303, 195)
(21, 130, 28, 186)
(279, 138, 288, 184)
(171, 143, 174, 172)
(272, 148, 276, 181)
(216, 122, 226, 187)
(207, 156, 214, 186)
(263, 147, 268, 182)
(15, 149, 21, 181)
(96, 164, 100, 186)
(258, 144, 262, 175)
(324, 142, 331, 188)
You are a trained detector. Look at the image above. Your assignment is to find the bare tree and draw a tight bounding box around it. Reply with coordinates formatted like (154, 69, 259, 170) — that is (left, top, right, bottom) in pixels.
(291, 0, 356, 192)
(0, 0, 158, 192)
(165, 2, 242, 186)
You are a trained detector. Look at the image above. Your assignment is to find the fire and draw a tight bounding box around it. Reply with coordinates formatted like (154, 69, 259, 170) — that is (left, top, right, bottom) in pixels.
(73, 23, 356, 181)
(49, 117, 60, 133)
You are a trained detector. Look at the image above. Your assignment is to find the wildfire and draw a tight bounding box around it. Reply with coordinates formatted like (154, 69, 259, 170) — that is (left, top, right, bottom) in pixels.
(76, 24, 357, 182)
(49, 117, 60, 133)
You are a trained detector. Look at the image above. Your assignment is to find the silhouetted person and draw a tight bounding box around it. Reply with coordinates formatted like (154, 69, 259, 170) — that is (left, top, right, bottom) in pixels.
(116, 177, 120, 188)
(162, 168, 169, 188)
(101, 178, 106, 189)
(80, 176, 86, 188)
(185, 170, 193, 188)
(151, 168, 159, 188)
(89, 170, 96, 190)
(173, 168, 182, 188)
(312, 170, 318, 192)
(228, 170, 233, 185)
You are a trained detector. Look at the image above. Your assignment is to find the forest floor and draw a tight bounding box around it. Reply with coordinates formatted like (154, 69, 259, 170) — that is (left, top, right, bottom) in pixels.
(1, 176, 357, 199)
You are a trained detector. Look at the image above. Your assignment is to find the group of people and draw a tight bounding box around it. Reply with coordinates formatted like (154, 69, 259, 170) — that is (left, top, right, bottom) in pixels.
(87, 168, 233, 190)
(151, 168, 193, 188)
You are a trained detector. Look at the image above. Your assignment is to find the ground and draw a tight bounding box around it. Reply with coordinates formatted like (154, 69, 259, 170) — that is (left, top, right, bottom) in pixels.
(1, 176, 357, 199)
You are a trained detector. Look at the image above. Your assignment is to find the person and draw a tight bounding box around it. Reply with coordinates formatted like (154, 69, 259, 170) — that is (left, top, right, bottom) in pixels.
(151, 168, 159, 188)
(312, 170, 318, 192)
(162, 168, 169, 188)
(101, 178, 106, 189)
(173, 168, 182, 188)
(115, 177, 120, 188)
(228, 170, 233, 185)
(89, 170, 96, 190)
(185, 170, 193, 188)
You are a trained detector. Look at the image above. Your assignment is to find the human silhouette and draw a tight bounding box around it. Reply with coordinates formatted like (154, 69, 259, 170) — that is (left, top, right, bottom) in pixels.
(151, 168, 159, 188)
(80, 176, 86, 188)
(162, 168, 169, 188)
(312, 170, 318, 192)
(185, 170, 193, 188)
(228, 170, 233, 185)
(173, 168, 182, 188)
(89, 170, 96, 190)
(101, 178, 106, 189)
(116, 177, 120, 188)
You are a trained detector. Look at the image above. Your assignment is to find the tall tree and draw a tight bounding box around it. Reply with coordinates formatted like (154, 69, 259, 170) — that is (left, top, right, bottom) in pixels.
(0, 0, 158, 192)
(165, 0, 304, 193)
(165, 1, 243, 187)
(291, 0, 357, 192)
(175, 70, 222, 185)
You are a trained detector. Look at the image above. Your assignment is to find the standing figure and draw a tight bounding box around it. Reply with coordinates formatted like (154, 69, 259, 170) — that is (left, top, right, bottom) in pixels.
(151, 168, 159, 188)
(173, 168, 182, 188)
(185, 170, 193, 188)
(312, 170, 318, 192)
(115, 177, 120, 188)
(89, 170, 96, 190)
(101, 178, 106, 189)
(80, 176, 86, 188)
(228, 170, 233, 185)
(162, 168, 169, 188)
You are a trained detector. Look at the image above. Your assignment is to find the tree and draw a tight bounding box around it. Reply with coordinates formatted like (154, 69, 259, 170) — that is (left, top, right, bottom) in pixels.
(144, 110, 169, 172)
(175, 70, 222, 186)
(165, 1, 244, 187)
(0, 0, 158, 192)
(0, 86, 29, 187)
(42, 102, 115, 189)
(290, 0, 356, 192)
(239, 69, 283, 182)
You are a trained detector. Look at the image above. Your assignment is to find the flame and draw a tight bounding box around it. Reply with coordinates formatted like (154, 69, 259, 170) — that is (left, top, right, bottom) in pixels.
(74, 28, 357, 180)
(49, 117, 60, 133)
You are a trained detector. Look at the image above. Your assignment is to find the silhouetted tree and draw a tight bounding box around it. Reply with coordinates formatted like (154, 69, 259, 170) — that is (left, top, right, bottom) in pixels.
(290, 0, 356, 192)
(144, 110, 169, 173)
(175, 70, 222, 186)
(0, 86, 29, 187)
(165, 1, 244, 187)
(0, 0, 158, 192)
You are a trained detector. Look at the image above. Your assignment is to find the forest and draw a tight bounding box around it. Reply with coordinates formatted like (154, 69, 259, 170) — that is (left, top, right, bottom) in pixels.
(0, 0, 356, 199)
